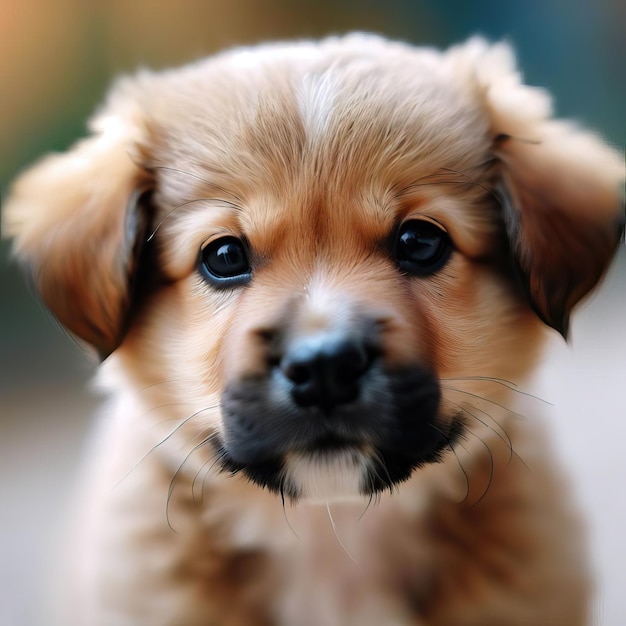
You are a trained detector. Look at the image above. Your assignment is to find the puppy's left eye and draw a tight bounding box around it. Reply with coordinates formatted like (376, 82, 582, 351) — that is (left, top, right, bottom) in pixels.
(395, 219, 452, 275)
(199, 236, 251, 287)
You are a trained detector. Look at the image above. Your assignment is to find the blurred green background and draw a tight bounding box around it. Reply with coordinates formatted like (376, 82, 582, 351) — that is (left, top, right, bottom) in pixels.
(0, 1, 624, 625)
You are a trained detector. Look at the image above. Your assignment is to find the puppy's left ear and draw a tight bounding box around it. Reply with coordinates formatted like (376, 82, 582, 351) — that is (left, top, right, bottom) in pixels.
(454, 40, 625, 338)
(3, 82, 153, 358)
(495, 127, 624, 339)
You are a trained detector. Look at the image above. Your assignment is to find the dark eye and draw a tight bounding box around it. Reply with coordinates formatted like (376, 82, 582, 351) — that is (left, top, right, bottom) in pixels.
(395, 219, 452, 275)
(199, 236, 251, 287)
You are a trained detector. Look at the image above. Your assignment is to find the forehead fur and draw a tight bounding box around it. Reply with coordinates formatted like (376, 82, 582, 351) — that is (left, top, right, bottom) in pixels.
(121, 34, 501, 280)
(128, 34, 492, 206)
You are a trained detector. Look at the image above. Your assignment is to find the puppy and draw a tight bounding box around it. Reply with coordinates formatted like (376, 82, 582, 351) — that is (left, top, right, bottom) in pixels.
(4, 35, 624, 625)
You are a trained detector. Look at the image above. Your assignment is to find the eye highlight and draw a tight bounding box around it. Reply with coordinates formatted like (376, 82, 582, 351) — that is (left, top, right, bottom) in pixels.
(394, 219, 452, 275)
(199, 236, 251, 287)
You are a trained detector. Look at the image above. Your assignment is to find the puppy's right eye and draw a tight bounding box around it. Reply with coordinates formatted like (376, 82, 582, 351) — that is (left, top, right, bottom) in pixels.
(199, 236, 251, 287)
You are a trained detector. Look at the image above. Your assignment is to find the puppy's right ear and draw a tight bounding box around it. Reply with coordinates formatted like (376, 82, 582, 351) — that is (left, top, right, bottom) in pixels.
(3, 85, 152, 359)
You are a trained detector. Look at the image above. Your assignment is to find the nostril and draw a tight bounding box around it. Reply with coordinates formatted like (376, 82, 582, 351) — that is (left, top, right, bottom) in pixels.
(282, 342, 318, 385)
(283, 362, 311, 385)
(280, 334, 376, 409)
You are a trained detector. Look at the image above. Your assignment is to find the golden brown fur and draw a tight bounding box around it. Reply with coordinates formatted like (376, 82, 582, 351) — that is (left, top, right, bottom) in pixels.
(4, 35, 624, 625)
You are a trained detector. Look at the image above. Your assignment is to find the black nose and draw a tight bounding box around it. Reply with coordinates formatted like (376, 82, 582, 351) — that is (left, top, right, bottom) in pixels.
(281, 334, 375, 409)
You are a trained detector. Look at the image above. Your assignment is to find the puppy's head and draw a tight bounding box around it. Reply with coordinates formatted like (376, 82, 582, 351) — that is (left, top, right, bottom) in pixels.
(5, 36, 623, 501)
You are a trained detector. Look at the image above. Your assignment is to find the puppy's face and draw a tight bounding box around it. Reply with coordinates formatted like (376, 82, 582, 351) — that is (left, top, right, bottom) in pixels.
(176, 193, 519, 501)
(5, 36, 623, 502)
(147, 89, 529, 501)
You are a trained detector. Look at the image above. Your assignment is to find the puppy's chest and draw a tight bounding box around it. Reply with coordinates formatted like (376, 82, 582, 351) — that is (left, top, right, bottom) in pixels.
(196, 473, 559, 626)
(207, 495, 435, 625)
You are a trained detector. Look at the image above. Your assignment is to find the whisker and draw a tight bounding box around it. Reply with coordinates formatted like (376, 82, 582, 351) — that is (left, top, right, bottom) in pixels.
(200, 445, 233, 501)
(468, 406, 533, 476)
(444, 397, 514, 463)
(441, 386, 526, 420)
(281, 490, 301, 540)
(442, 376, 553, 405)
(465, 429, 495, 509)
(357, 493, 375, 524)
(442, 388, 533, 476)
(326, 503, 359, 564)
(429, 422, 472, 504)
(166, 436, 215, 531)
(455, 402, 531, 474)
(443, 375, 519, 387)
(115, 405, 218, 487)
(448, 442, 471, 504)
(192, 455, 215, 504)
(196, 432, 228, 505)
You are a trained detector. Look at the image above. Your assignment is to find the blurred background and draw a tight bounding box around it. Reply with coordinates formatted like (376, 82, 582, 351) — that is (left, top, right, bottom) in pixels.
(1, 1, 624, 624)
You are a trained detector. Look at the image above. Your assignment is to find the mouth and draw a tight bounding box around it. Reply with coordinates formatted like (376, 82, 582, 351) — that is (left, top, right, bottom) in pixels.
(216, 433, 366, 500)
(215, 416, 464, 501)
(303, 433, 364, 453)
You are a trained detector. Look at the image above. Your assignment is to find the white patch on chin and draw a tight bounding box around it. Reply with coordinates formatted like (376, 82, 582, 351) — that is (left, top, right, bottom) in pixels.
(284, 448, 370, 502)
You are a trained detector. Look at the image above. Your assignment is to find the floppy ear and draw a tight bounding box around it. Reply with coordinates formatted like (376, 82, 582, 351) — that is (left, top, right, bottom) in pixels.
(495, 131, 623, 338)
(453, 40, 625, 338)
(3, 85, 153, 358)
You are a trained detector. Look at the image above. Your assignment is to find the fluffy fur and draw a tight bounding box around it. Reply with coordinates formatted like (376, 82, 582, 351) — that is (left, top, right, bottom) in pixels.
(4, 34, 624, 625)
